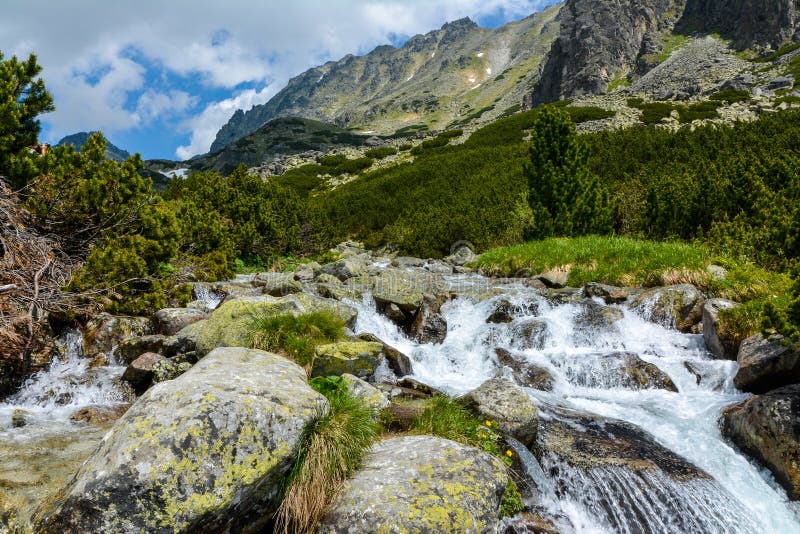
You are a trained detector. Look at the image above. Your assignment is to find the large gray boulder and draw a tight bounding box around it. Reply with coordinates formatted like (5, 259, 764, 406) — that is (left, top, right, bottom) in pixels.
(463, 378, 539, 447)
(312, 341, 385, 379)
(318, 436, 508, 533)
(630, 284, 705, 332)
(252, 272, 303, 296)
(722, 385, 800, 500)
(34, 347, 327, 533)
(702, 298, 739, 359)
(318, 254, 372, 281)
(734, 334, 800, 393)
(154, 307, 207, 336)
(176, 294, 357, 357)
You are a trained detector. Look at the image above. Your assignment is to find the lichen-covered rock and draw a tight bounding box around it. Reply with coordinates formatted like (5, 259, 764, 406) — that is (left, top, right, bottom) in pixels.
(318, 436, 508, 533)
(312, 341, 384, 379)
(152, 359, 193, 384)
(341, 374, 389, 410)
(391, 256, 426, 268)
(734, 334, 800, 393)
(463, 378, 539, 447)
(444, 244, 478, 266)
(630, 284, 705, 332)
(722, 385, 800, 500)
(121, 352, 165, 393)
(115, 334, 167, 364)
(371, 270, 428, 312)
(702, 298, 739, 359)
(495, 348, 555, 391)
(176, 294, 357, 357)
(83, 314, 153, 357)
(252, 272, 303, 296)
(34, 347, 327, 534)
(154, 307, 207, 336)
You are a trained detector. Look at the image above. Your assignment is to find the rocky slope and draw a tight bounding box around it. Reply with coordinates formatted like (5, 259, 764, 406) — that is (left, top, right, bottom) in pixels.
(533, 0, 800, 104)
(56, 132, 131, 161)
(210, 5, 561, 152)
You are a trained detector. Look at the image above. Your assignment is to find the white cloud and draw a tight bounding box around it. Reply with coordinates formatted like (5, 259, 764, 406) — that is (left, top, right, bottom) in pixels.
(2, 0, 556, 157)
(176, 86, 277, 160)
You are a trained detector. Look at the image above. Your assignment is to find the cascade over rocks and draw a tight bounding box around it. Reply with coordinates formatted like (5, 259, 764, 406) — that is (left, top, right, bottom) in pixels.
(722, 384, 800, 500)
(34, 347, 327, 534)
(495, 348, 555, 391)
(82, 314, 153, 357)
(318, 436, 508, 533)
(734, 333, 800, 393)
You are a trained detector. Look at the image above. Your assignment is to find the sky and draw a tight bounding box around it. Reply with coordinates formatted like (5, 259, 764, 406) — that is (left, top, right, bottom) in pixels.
(2, 1, 557, 160)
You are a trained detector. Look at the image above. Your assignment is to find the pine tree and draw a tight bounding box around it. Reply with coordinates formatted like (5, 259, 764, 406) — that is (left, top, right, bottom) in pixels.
(524, 107, 612, 238)
(0, 52, 54, 187)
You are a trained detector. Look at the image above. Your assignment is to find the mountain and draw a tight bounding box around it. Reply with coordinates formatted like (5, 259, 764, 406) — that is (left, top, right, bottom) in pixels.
(209, 5, 561, 152)
(56, 132, 131, 161)
(533, 0, 800, 104)
(191, 117, 369, 175)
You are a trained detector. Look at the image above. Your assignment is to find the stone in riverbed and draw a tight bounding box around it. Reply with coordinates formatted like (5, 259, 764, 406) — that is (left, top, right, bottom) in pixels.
(318, 435, 508, 533)
(115, 334, 166, 364)
(630, 284, 705, 332)
(83, 314, 153, 357)
(722, 384, 800, 500)
(511, 318, 550, 350)
(121, 352, 165, 394)
(462, 378, 539, 447)
(408, 295, 448, 344)
(70, 405, 129, 427)
(252, 272, 303, 296)
(33, 347, 327, 534)
(356, 333, 413, 376)
(734, 334, 800, 393)
(495, 348, 555, 391)
(702, 298, 739, 359)
(154, 307, 207, 336)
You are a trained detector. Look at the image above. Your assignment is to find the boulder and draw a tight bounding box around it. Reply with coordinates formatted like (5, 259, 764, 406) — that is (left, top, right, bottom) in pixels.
(70, 405, 129, 427)
(121, 352, 165, 394)
(115, 335, 166, 364)
(312, 341, 385, 379)
(630, 284, 705, 332)
(510, 318, 550, 350)
(702, 299, 739, 359)
(154, 308, 207, 336)
(318, 436, 507, 533)
(152, 359, 193, 384)
(371, 270, 430, 312)
(252, 272, 303, 297)
(314, 273, 343, 286)
(444, 244, 478, 266)
(176, 294, 357, 357)
(334, 241, 366, 258)
(341, 374, 389, 410)
(408, 296, 448, 344)
(582, 282, 629, 304)
(535, 269, 569, 289)
(555, 352, 677, 392)
(83, 314, 153, 357)
(734, 334, 800, 393)
(318, 254, 372, 281)
(487, 299, 516, 323)
(722, 385, 800, 499)
(356, 333, 413, 376)
(574, 300, 624, 331)
(766, 76, 794, 92)
(495, 348, 555, 391)
(11, 409, 27, 428)
(381, 302, 407, 324)
(34, 347, 327, 533)
(391, 256, 426, 268)
(462, 378, 539, 447)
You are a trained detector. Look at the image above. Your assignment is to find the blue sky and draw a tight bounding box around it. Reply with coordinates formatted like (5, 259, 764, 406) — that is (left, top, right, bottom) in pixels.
(2, 1, 557, 160)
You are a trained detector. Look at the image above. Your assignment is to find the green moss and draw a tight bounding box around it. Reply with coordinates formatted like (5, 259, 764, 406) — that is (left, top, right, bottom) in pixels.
(607, 70, 631, 92)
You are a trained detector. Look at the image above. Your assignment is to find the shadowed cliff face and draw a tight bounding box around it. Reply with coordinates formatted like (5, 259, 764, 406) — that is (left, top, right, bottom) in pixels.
(679, 0, 800, 49)
(533, 0, 800, 105)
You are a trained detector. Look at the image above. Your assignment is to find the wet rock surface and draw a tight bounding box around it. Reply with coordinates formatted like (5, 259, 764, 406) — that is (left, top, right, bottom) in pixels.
(734, 334, 800, 393)
(702, 298, 740, 360)
(495, 348, 555, 391)
(630, 284, 705, 332)
(722, 385, 800, 500)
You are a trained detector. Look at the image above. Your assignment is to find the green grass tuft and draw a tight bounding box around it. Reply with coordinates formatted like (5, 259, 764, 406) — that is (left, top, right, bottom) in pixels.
(275, 389, 381, 534)
(247, 311, 347, 367)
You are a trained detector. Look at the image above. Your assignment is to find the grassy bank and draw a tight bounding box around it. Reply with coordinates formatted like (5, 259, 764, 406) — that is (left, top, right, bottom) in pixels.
(473, 235, 793, 341)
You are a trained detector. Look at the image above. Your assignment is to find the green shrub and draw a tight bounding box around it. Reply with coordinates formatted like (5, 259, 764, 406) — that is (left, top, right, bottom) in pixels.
(319, 154, 348, 167)
(566, 106, 616, 123)
(421, 136, 451, 150)
(638, 102, 678, 124)
(247, 311, 347, 367)
(710, 89, 751, 103)
(679, 101, 720, 123)
(524, 107, 613, 238)
(365, 146, 398, 159)
(399, 143, 413, 151)
(438, 129, 463, 139)
(275, 388, 381, 534)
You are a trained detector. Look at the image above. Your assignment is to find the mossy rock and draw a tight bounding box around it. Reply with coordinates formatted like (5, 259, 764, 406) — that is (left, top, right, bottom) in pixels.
(462, 378, 538, 447)
(312, 341, 384, 379)
(318, 435, 508, 533)
(177, 294, 357, 357)
(33, 347, 327, 533)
